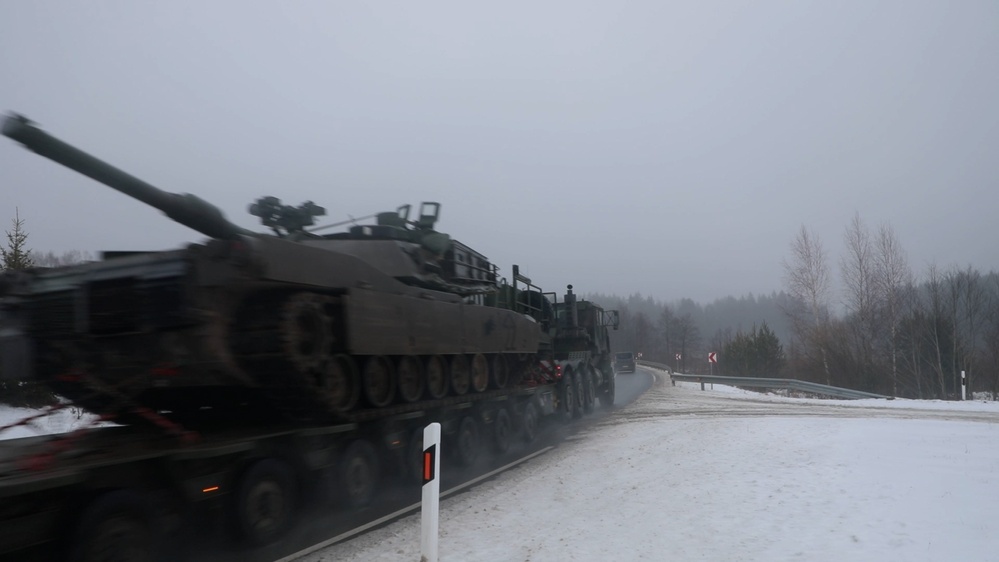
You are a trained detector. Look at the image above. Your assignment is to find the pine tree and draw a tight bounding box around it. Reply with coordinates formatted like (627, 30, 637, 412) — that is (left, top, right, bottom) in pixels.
(1, 208, 34, 270)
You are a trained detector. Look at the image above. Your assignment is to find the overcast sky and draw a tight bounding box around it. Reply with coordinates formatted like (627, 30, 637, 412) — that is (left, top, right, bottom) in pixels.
(2, 1, 996, 305)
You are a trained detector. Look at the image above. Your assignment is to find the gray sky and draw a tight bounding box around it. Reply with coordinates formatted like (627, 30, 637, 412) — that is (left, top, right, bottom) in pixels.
(2, 1, 997, 305)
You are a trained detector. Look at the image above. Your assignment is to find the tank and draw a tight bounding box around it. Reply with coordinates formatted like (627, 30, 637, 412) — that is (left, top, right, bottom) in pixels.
(0, 114, 543, 423)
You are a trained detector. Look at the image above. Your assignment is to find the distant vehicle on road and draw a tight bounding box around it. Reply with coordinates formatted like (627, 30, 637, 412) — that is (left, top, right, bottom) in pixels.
(614, 352, 636, 373)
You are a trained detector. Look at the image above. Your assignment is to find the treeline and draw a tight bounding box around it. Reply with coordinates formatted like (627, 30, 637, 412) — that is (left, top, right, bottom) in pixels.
(587, 291, 793, 375)
(784, 216, 999, 400)
(592, 214, 998, 401)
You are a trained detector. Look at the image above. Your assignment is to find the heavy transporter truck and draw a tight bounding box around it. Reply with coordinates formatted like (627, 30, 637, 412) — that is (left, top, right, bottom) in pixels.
(0, 114, 619, 561)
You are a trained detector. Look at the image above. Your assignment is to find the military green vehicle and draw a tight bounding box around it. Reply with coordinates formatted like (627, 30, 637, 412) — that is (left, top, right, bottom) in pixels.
(0, 114, 545, 424)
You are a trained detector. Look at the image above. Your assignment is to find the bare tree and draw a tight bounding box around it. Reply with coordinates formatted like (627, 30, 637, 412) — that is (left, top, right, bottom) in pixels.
(840, 213, 879, 391)
(782, 225, 832, 384)
(874, 223, 912, 397)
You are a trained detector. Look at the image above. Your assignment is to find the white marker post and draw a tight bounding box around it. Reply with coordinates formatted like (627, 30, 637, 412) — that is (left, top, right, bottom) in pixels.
(421, 422, 442, 562)
(961, 370, 966, 401)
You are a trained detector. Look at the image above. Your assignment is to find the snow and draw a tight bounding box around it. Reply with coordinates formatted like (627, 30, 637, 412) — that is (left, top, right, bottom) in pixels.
(298, 372, 999, 562)
(2, 373, 997, 561)
(0, 403, 107, 440)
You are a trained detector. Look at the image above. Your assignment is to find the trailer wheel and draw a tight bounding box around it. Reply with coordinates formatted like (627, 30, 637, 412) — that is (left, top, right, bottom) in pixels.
(233, 458, 297, 547)
(492, 408, 512, 454)
(521, 400, 539, 443)
(396, 355, 425, 403)
(454, 416, 481, 467)
(362, 356, 396, 407)
(340, 440, 379, 508)
(69, 489, 152, 562)
(425, 355, 449, 399)
(470, 353, 489, 393)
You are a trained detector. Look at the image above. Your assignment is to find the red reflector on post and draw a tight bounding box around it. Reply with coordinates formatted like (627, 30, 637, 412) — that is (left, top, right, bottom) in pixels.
(422, 444, 437, 484)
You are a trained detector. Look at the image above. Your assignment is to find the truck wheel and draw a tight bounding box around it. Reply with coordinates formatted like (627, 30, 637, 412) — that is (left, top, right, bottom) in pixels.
(571, 370, 584, 419)
(396, 355, 425, 403)
(492, 408, 512, 454)
(362, 356, 396, 407)
(233, 458, 297, 547)
(425, 355, 449, 399)
(470, 354, 489, 393)
(558, 372, 575, 423)
(582, 368, 596, 415)
(599, 372, 616, 408)
(69, 489, 152, 562)
(340, 440, 379, 508)
(454, 416, 481, 467)
(521, 400, 539, 443)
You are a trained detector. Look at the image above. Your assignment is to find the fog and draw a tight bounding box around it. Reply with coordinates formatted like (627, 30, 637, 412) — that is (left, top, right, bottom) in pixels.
(2, 1, 996, 304)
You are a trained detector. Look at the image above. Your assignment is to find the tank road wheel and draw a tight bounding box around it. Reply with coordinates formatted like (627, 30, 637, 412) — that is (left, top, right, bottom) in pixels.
(490, 354, 509, 389)
(68, 489, 152, 562)
(492, 408, 513, 455)
(450, 355, 470, 396)
(232, 458, 297, 547)
(521, 399, 539, 443)
(470, 353, 489, 393)
(362, 356, 396, 408)
(396, 355, 425, 403)
(425, 355, 449, 400)
(582, 367, 596, 415)
(454, 416, 481, 467)
(340, 439, 380, 509)
(280, 293, 335, 373)
(318, 354, 360, 413)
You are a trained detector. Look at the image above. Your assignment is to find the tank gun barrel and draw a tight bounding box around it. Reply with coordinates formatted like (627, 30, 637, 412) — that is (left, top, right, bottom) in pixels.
(2, 113, 250, 240)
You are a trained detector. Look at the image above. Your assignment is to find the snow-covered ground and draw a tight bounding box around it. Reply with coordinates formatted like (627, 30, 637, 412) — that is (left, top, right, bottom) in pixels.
(2, 373, 996, 561)
(298, 371, 999, 562)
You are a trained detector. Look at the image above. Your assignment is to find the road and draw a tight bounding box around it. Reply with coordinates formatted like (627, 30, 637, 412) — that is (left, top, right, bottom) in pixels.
(187, 370, 655, 562)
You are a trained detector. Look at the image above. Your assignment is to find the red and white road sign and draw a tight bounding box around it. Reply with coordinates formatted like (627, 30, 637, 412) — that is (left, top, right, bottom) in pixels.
(675, 353, 682, 360)
(708, 352, 717, 363)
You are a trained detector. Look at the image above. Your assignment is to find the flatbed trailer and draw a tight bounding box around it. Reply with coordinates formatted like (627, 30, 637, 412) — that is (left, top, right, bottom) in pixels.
(0, 382, 562, 562)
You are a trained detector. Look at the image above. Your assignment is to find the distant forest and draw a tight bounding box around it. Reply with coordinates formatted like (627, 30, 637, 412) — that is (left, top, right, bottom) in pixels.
(589, 215, 999, 402)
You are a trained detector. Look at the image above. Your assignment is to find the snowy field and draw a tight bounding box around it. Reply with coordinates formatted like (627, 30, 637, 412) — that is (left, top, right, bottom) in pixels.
(297, 372, 999, 562)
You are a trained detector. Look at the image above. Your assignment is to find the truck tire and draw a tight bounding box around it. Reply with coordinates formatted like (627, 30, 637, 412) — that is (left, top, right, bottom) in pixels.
(340, 439, 380, 508)
(558, 370, 576, 423)
(582, 367, 595, 415)
(599, 372, 616, 408)
(521, 399, 539, 443)
(492, 408, 512, 454)
(233, 458, 297, 547)
(453, 416, 481, 467)
(68, 489, 153, 562)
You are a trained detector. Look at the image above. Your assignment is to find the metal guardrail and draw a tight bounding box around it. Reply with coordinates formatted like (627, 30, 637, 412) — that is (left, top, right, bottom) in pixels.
(636, 360, 889, 400)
